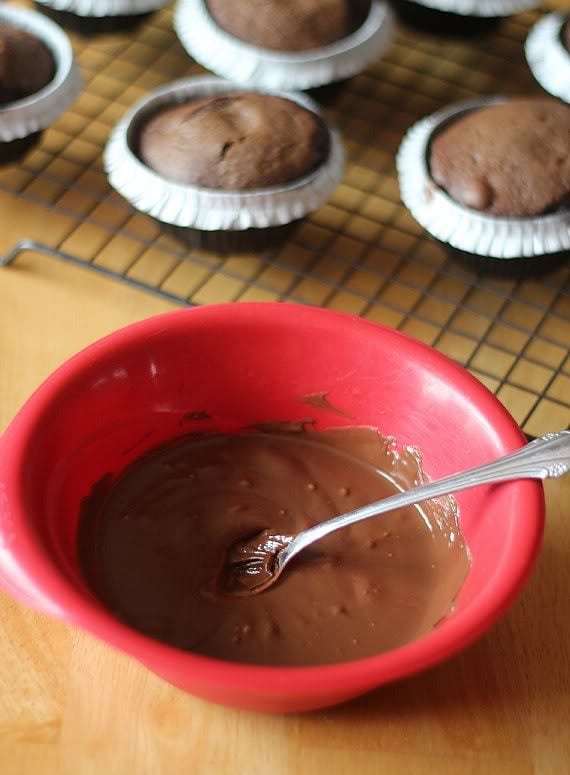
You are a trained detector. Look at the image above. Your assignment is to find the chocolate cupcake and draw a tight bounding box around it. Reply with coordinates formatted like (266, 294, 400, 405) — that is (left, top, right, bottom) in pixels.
(174, 0, 395, 91)
(390, 0, 539, 37)
(526, 13, 570, 105)
(207, 0, 370, 51)
(0, 23, 55, 106)
(397, 97, 570, 276)
(105, 77, 344, 252)
(0, 5, 81, 161)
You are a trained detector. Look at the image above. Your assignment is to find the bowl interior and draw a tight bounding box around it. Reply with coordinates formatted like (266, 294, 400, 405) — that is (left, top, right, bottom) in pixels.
(17, 304, 540, 659)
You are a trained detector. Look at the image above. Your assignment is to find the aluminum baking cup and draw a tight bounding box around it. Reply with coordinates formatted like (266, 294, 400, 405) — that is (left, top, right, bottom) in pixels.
(396, 98, 570, 260)
(0, 5, 82, 143)
(173, 0, 395, 91)
(398, 0, 538, 16)
(526, 13, 570, 104)
(35, 0, 168, 18)
(104, 77, 345, 231)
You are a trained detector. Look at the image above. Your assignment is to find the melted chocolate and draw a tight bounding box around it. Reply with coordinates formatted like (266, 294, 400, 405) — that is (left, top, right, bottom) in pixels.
(301, 392, 353, 418)
(78, 428, 470, 666)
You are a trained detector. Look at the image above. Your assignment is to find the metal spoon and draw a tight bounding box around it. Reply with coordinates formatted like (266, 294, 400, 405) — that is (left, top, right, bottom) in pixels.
(223, 431, 570, 597)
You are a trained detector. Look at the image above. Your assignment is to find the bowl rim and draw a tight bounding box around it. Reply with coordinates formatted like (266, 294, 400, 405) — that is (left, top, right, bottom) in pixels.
(0, 303, 544, 696)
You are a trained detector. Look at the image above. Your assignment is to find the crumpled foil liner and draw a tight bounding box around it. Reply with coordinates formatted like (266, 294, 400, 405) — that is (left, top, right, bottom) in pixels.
(104, 76, 345, 232)
(173, 0, 395, 91)
(526, 13, 570, 104)
(396, 97, 570, 260)
(35, 0, 168, 18)
(0, 5, 82, 143)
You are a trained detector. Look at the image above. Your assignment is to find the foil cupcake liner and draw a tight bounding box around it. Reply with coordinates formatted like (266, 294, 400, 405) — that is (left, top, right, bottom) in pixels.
(399, 0, 538, 16)
(0, 5, 82, 143)
(400, 0, 539, 16)
(104, 76, 345, 232)
(35, 0, 168, 18)
(526, 13, 570, 104)
(396, 98, 570, 260)
(173, 0, 395, 91)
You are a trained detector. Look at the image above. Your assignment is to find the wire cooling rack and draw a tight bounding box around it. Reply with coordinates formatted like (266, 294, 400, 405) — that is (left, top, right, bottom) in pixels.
(0, 2, 568, 437)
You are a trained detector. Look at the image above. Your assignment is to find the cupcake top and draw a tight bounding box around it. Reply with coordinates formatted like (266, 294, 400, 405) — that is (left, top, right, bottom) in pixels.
(0, 23, 55, 106)
(138, 92, 330, 190)
(430, 99, 570, 217)
(206, 0, 371, 52)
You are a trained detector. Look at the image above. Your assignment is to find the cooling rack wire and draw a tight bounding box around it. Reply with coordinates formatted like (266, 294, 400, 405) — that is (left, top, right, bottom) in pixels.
(0, 1, 568, 437)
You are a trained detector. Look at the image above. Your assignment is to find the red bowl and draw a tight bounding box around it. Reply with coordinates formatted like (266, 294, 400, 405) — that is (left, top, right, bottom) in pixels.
(0, 303, 544, 712)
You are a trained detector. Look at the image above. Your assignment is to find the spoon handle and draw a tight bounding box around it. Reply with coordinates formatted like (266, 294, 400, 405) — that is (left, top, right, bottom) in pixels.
(281, 431, 570, 565)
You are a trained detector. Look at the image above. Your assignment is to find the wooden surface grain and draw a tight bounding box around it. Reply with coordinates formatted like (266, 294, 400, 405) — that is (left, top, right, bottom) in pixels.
(0, 250, 569, 775)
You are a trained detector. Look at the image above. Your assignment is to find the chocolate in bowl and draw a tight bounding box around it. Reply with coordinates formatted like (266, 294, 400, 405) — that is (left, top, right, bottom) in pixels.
(78, 427, 470, 666)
